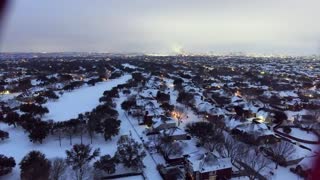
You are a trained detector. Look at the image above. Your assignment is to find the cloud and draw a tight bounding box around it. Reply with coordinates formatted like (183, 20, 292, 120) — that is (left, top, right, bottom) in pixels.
(1, 0, 319, 55)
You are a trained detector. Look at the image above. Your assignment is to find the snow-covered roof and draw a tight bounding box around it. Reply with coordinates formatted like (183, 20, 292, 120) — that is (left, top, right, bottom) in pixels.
(278, 91, 298, 98)
(235, 122, 273, 136)
(122, 63, 137, 69)
(187, 152, 232, 173)
(164, 127, 186, 136)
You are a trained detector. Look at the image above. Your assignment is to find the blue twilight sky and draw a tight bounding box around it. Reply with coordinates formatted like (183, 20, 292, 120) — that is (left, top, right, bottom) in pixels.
(0, 0, 320, 55)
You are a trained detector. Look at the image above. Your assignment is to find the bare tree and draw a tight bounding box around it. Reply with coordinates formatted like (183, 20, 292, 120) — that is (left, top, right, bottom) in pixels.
(203, 132, 224, 152)
(50, 158, 67, 180)
(219, 135, 248, 163)
(66, 144, 100, 180)
(160, 135, 183, 159)
(242, 93, 257, 106)
(172, 106, 187, 126)
(306, 110, 320, 129)
(269, 140, 296, 165)
(240, 150, 272, 180)
(161, 141, 183, 159)
(186, 121, 224, 152)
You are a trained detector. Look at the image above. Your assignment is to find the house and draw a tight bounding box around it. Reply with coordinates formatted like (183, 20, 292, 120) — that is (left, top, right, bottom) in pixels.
(128, 106, 144, 118)
(255, 109, 273, 123)
(294, 114, 319, 129)
(161, 127, 190, 141)
(231, 121, 278, 145)
(153, 116, 176, 131)
(185, 152, 232, 180)
(158, 164, 185, 180)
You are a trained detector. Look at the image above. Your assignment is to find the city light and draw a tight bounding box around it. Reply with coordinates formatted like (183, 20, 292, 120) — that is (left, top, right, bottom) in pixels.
(235, 90, 241, 97)
(171, 111, 181, 120)
(257, 116, 265, 122)
(0, 90, 10, 95)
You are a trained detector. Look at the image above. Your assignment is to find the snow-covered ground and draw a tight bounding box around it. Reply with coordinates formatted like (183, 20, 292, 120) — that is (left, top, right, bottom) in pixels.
(116, 92, 162, 180)
(0, 122, 119, 179)
(43, 75, 131, 121)
(0, 92, 21, 101)
(122, 63, 138, 69)
(278, 128, 319, 142)
(0, 75, 140, 179)
(0, 74, 164, 180)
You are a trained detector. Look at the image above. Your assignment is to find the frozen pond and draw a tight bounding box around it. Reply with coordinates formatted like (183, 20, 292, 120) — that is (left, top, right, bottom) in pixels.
(43, 74, 131, 121)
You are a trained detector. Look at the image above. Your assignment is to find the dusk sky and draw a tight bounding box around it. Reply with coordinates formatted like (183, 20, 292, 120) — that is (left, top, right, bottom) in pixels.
(1, 0, 320, 55)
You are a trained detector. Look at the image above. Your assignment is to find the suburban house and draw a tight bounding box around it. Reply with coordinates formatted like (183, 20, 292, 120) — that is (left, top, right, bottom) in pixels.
(152, 116, 176, 131)
(231, 121, 278, 145)
(161, 127, 190, 141)
(185, 152, 232, 180)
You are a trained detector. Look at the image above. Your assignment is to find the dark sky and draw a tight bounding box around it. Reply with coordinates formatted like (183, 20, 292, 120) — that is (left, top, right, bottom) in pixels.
(1, 0, 320, 55)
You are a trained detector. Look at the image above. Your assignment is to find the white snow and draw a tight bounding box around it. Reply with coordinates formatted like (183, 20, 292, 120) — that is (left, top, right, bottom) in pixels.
(0, 123, 119, 180)
(43, 75, 131, 121)
(0, 76, 164, 180)
(122, 63, 137, 69)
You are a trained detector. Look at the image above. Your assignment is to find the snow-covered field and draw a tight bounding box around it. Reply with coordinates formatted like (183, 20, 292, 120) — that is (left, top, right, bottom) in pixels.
(289, 128, 319, 142)
(43, 75, 131, 121)
(0, 123, 118, 180)
(0, 75, 136, 179)
(0, 74, 164, 180)
(278, 127, 319, 142)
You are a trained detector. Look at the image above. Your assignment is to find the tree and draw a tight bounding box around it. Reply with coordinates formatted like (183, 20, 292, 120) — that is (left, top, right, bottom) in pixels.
(34, 95, 47, 104)
(43, 90, 59, 99)
(186, 122, 224, 151)
(102, 118, 121, 141)
(115, 135, 146, 171)
(177, 91, 194, 106)
(18, 79, 32, 90)
(283, 126, 292, 134)
(160, 103, 174, 112)
(219, 136, 248, 163)
(305, 110, 320, 129)
(50, 158, 67, 180)
(160, 135, 183, 159)
(20, 104, 49, 117)
(4, 111, 20, 127)
(132, 72, 144, 82)
(27, 120, 51, 144)
(273, 111, 287, 124)
(172, 106, 186, 126)
(121, 97, 137, 111)
(62, 119, 84, 145)
(203, 131, 225, 152)
(20, 151, 51, 180)
(0, 130, 9, 141)
(240, 150, 272, 180)
(0, 155, 16, 176)
(156, 91, 170, 103)
(94, 155, 116, 174)
(270, 140, 296, 164)
(173, 78, 183, 90)
(66, 144, 100, 180)
(87, 113, 99, 144)
(76, 114, 87, 144)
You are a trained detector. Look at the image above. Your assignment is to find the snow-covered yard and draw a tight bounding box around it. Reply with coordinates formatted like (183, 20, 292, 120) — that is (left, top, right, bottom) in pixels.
(0, 123, 118, 179)
(0, 75, 159, 179)
(0, 75, 165, 180)
(289, 128, 318, 142)
(43, 74, 131, 122)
